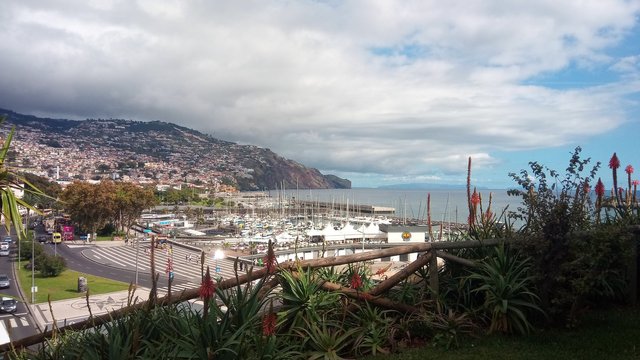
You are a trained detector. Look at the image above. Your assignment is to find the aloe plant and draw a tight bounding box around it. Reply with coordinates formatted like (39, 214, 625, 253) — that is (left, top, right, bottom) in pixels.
(278, 266, 343, 330)
(468, 245, 544, 335)
(350, 302, 396, 356)
(296, 316, 359, 360)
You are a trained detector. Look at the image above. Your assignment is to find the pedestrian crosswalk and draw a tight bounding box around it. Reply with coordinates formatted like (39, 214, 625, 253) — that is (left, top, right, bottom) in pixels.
(0, 314, 31, 330)
(156, 282, 198, 297)
(83, 242, 259, 284)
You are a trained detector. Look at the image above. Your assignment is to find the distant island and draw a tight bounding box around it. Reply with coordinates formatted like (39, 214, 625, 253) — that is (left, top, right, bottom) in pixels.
(376, 183, 489, 190)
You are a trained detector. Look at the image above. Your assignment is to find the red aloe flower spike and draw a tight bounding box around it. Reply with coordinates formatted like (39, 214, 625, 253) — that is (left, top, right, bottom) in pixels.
(350, 272, 362, 290)
(199, 266, 216, 320)
(263, 240, 277, 274)
(610, 153, 621, 207)
(626, 165, 634, 191)
(199, 266, 216, 300)
(633, 180, 640, 186)
(262, 313, 277, 336)
(609, 153, 620, 169)
(470, 189, 480, 226)
(471, 189, 480, 206)
(595, 178, 605, 198)
(262, 301, 277, 337)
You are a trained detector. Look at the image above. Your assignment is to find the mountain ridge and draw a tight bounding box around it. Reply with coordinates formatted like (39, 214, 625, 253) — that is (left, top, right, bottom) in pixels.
(0, 108, 351, 191)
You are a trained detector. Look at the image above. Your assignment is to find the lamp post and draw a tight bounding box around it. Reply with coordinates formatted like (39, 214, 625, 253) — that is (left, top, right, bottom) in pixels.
(362, 223, 365, 253)
(134, 236, 140, 286)
(136, 221, 149, 286)
(18, 211, 22, 270)
(31, 227, 35, 304)
(214, 248, 224, 279)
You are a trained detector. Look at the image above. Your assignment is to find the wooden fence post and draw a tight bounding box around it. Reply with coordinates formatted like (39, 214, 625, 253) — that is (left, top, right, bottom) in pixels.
(429, 252, 439, 295)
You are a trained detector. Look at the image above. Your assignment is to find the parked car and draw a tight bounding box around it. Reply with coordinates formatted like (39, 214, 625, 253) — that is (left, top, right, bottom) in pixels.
(2, 236, 12, 244)
(0, 298, 17, 313)
(0, 249, 8, 257)
(0, 242, 8, 251)
(0, 275, 9, 289)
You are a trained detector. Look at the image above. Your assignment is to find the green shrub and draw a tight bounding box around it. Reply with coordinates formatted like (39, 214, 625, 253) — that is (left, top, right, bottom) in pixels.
(38, 253, 67, 277)
(507, 147, 632, 326)
(17, 239, 44, 261)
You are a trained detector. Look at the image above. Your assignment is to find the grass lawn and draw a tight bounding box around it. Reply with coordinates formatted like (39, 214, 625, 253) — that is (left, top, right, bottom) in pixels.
(367, 306, 640, 360)
(95, 235, 114, 241)
(15, 262, 130, 303)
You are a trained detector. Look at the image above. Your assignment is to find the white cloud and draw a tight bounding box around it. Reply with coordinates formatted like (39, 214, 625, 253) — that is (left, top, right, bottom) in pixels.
(0, 0, 639, 186)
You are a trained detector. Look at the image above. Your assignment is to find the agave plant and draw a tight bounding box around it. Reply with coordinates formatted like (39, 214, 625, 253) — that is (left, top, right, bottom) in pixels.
(296, 316, 359, 360)
(278, 266, 343, 330)
(341, 263, 374, 291)
(349, 301, 396, 356)
(428, 309, 478, 349)
(467, 245, 544, 335)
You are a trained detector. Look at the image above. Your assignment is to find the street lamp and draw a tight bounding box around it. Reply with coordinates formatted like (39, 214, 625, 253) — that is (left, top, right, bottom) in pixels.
(362, 223, 366, 253)
(214, 248, 224, 278)
(31, 225, 35, 304)
(134, 236, 140, 286)
(136, 221, 149, 286)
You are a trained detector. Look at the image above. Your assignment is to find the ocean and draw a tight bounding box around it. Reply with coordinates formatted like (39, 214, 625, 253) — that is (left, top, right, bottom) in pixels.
(275, 188, 523, 224)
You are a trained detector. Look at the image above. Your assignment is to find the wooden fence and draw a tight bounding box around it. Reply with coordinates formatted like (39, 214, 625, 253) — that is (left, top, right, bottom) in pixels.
(3, 230, 639, 353)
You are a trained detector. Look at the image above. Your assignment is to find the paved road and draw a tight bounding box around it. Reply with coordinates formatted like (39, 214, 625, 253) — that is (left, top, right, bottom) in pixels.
(0, 231, 39, 344)
(79, 240, 248, 294)
(0, 223, 259, 345)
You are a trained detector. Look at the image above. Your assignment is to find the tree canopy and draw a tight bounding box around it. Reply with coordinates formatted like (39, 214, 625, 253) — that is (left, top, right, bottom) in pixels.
(60, 181, 156, 235)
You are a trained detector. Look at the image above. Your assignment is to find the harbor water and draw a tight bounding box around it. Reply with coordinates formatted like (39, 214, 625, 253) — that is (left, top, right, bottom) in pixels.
(275, 188, 523, 224)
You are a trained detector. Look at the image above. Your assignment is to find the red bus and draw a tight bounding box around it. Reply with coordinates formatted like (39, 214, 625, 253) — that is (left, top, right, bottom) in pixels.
(61, 225, 74, 241)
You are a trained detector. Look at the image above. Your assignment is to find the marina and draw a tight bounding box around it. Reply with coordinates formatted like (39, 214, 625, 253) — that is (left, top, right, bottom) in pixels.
(135, 189, 507, 268)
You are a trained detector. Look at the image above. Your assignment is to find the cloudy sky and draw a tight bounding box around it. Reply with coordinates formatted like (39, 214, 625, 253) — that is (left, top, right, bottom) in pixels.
(1, 1, 640, 188)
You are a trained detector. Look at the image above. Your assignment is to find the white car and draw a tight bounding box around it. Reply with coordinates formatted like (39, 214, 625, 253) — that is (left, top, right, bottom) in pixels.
(0, 242, 8, 251)
(0, 298, 17, 313)
(0, 275, 9, 289)
(0, 249, 8, 257)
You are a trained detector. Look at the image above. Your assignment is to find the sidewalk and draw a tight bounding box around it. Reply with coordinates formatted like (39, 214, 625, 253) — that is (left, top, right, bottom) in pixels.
(30, 287, 156, 330)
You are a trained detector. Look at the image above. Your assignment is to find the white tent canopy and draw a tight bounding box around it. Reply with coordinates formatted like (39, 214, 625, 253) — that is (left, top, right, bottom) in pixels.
(305, 222, 386, 242)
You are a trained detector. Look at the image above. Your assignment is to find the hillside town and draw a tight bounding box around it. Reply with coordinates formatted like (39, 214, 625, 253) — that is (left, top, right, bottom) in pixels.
(6, 117, 270, 192)
(2, 108, 350, 191)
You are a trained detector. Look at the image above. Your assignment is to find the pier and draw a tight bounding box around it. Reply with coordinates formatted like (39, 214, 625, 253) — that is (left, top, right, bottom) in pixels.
(296, 200, 395, 215)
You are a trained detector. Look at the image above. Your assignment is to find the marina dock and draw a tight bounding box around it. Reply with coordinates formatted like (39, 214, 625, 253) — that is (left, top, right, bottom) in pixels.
(295, 200, 395, 215)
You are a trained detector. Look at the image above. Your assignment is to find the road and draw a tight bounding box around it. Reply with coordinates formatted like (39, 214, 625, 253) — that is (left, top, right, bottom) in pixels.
(1, 219, 247, 346)
(0, 231, 36, 343)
